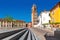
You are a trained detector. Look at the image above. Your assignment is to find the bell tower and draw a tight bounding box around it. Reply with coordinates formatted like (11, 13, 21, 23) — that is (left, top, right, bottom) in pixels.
(31, 4, 38, 27)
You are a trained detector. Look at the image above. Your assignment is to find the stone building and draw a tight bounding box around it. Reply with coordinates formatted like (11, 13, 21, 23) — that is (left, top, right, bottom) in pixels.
(31, 4, 38, 27)
(0, 19, 12, 28)
(12, 20, 26, 27)
(0, 19, 26, 28)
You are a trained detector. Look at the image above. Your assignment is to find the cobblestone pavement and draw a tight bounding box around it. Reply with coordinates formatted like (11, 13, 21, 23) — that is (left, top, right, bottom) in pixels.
(0, 27, 58, 40)
(30, 27, 46, 40)
(29, 27, 54, 40)
(0, 27, 25, 33)
(0, 27, 40, 40)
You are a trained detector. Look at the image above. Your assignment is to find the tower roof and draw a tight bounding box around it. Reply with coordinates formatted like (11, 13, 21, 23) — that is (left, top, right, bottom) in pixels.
(32, 4, 36, 9)
(33, 4, 36, 7)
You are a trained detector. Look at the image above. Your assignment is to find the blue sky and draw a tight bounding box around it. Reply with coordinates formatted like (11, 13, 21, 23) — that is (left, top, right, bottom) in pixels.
(0, 0, 60, 22)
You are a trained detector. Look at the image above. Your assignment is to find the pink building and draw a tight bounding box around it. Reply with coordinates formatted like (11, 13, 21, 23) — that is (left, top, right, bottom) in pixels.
(28, 22, 32, 28)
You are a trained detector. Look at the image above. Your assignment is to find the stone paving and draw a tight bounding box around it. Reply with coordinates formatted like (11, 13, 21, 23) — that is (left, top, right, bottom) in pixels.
(30, 27, 46, 40)
(0, 27, 57, 40)
(30, 27, 54, 40)
(0, 27, 25, 33)
(0, 27, 40, 40)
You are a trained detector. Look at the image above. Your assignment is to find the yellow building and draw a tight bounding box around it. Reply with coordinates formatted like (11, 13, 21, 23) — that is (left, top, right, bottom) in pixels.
(50, 2, 60, 23)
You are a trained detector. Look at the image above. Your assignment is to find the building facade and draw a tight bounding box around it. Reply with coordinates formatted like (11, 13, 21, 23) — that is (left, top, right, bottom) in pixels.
(12, 20, 26, 27)
(41, 11, 51, 24)
(50, 2, 60, 23)
(0, 19, 26, 28)
(27, 22, 32, 28)
(31, 4, 38, 27)
(50, 2, 60, 28)
(34, 10, 51, 29)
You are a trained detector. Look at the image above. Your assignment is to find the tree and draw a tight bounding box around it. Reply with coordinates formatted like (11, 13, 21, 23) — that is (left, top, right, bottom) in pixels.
(3, 15, 14, 22)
